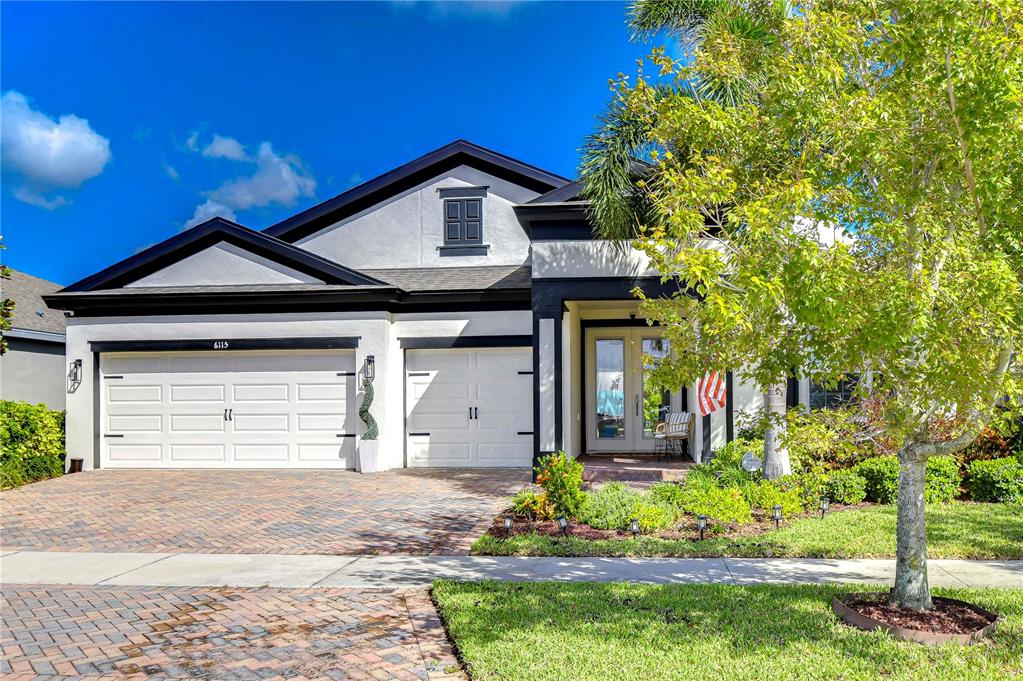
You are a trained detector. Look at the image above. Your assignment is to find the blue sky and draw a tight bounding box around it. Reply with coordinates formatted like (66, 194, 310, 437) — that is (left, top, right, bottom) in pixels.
(1, 1, 654, 286)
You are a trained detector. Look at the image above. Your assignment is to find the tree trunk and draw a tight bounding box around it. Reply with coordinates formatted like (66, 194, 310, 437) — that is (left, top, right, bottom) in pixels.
(762, 383, 791, 480)
(892, 446, 932, 611)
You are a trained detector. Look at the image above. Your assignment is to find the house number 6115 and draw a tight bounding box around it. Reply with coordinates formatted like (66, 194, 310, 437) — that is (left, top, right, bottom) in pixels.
(213, 341, 230, 350)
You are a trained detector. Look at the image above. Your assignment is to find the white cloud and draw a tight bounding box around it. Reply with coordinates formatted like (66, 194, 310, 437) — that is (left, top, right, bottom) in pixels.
(201, 134, 247, 161)
(184, 141, 316, 228)
(185, 130, 201, 151)
(163, 163, 180, 181)
(391, 0, 522, 19)
(0, 91, 111, 208)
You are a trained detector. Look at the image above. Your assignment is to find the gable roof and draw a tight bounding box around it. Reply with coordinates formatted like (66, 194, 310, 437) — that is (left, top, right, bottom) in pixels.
(526, 179, 584, 204)
(2, 270, 66, 336)
(60, 217, 389, 292)
(263, 140, 570, 242)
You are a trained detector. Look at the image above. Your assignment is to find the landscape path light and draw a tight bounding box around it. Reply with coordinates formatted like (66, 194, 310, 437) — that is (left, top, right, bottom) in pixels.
(697, 515, 707, 541)
(773, 505, 782, 530)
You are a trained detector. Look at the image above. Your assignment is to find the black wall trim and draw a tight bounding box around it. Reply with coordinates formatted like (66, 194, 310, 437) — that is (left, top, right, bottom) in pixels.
(787, 376, 800, 408)
(531, 314, 541, 479)
(532, 277, 692, 310)
(437, 186, 488, 198)
(702, 413, 712, 460)
(398, 335, 532, 349)
(527, 221, 595, 241)
(90, 337, 361, 353)
(408, 432, 431, 437)
(726, 371, 735, 443)
(553, 311, 564, 452)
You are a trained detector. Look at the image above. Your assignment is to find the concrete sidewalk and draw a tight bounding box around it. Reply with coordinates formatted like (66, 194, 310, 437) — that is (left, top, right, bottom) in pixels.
(2, 550, 1020, 589)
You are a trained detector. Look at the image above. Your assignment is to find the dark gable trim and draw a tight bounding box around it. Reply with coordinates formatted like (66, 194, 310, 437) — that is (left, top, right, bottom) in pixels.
(532, 277, 688, 310)
(90, 337, 361, 353)
(265, 140, 568, 243)
(398, 335, 531, 349)
(528, 221, 596, 241)
(61, 217, 387, 292)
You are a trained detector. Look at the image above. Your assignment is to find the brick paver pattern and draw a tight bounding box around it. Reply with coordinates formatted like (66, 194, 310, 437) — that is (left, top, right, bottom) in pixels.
(1, 584, 463, 680)
(0, 469, 525, 555)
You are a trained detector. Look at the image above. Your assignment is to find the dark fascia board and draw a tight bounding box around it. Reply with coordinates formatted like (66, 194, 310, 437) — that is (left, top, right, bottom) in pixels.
(398, 335, 532, 349)
(264, 140, 570, 242)
(44, 285, 531, 317)
(514, 202, 591, 225)
(60, 217, 389, 292)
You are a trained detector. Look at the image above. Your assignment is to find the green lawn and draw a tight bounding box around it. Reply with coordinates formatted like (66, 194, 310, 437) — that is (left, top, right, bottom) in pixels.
(433, 582, 1023, 681)
(473, 502, 1023, 559)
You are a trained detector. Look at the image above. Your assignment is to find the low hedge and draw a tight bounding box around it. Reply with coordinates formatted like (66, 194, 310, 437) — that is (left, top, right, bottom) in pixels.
(0, 400, 66, 489)
(967, 456, 1023, 504)
(852, 455, 961, 504)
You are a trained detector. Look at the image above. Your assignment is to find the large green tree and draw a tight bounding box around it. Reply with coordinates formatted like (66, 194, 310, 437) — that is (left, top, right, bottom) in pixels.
(584, 0, 1023, 611)
(0, 236, 13, 356)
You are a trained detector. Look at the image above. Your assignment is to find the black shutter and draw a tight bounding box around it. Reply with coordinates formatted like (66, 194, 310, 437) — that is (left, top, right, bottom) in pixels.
(464, 198, 482, 242)
(445, 200, 463, 242)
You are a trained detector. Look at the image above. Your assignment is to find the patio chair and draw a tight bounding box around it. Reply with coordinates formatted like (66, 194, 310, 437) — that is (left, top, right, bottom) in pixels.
(654, 411, 695, 462)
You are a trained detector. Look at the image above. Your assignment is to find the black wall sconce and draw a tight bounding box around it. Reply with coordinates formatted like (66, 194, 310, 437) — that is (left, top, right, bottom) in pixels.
(365, 354, 375, 381)
(67, 359, 83, 394)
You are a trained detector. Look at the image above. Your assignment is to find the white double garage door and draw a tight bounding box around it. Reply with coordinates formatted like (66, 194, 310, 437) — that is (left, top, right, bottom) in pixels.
(101, 347, 532, 469)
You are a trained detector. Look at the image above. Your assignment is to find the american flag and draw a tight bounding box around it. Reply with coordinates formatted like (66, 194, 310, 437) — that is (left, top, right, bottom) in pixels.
(697, 371, 727, 416)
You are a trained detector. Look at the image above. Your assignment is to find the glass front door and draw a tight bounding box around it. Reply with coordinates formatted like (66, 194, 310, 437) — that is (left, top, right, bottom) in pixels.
(586, 328, 673, 452)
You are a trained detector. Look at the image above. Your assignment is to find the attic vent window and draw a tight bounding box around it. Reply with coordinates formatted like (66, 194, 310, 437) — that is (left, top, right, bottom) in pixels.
(437, 186, 490, 257)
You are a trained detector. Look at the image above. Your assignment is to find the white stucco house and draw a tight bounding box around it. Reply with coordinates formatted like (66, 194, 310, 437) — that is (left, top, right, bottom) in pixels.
(46, 140, 815, 473)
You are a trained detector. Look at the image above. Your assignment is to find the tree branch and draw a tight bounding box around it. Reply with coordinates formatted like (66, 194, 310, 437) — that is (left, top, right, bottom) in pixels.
(944, 47, 986, 236)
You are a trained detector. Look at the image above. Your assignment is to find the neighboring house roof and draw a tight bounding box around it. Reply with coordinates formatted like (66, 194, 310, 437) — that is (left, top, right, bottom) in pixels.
(264, 140, 571, 243)
(58, 217, 389, 293)
(361, 265, 530, 292)
(526, 179, 584, 204)
(2, 269, 66, 341)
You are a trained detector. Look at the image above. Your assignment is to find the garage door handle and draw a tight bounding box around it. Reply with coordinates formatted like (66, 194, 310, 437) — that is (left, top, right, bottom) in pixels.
(474, 407, 479, 420)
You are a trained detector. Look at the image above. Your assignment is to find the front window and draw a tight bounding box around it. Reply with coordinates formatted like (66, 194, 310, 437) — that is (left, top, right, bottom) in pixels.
(444, 197, 483, 245)
(809, 374, 858, 410)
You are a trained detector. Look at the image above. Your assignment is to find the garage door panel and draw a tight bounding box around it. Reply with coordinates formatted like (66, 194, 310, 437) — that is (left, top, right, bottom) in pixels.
(104, 356, 163, 374)
(233, 413, 289, 432)
(297, 383, 346, 401)
(412, 381, 469, 400)
(297, 413, 345, 431)
(408, 441, 471, 466)
(107, 384, 162, 403)
(107, 443, 162, 462)
(170, 384, 225, 403)
(475, 350, 529, 374)
(233, 384, 288, 402)
(102, 350, 355, 469)
(233, 444, 289, 462)
(107, 414, 163, 433)
(477, 442, 531, 467)
(169, 414, 225, 432)
(170, 444, 226, 463)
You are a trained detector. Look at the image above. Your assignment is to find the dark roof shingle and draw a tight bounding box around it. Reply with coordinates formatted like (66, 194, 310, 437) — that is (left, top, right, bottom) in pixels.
(2, 270, 66, 335)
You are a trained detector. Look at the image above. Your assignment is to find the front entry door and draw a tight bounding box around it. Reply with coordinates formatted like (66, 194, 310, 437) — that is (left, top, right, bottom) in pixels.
(585, 328, 672, 452)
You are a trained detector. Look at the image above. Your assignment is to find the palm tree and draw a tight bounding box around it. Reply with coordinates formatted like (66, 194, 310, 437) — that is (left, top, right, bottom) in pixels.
(581, 0, 792, 477)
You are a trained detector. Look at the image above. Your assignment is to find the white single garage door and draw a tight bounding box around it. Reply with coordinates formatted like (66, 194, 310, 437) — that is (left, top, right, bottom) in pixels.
(406, 348, 532, 467)
(101, 350, 356, 469)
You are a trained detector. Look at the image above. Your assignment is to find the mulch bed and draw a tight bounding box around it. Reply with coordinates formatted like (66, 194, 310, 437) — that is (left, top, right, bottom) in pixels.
(843, 596, 994, 635)
(490, 502, 874, 543)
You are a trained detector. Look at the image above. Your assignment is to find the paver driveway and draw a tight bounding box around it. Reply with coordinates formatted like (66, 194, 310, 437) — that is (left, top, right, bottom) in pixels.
(0, 584, 462, 680)
(0, 469, 526, 555)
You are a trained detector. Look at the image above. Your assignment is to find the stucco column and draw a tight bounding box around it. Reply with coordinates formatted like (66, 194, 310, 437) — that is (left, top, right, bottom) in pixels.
(532, 303, 562, 472)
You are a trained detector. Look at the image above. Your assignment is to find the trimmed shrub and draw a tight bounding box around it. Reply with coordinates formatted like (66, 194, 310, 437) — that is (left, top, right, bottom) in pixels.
(791, 470, 828, 507)
(679, 476, 753, 525)
(823, 469, 867, 505)
(630, 500, 676, 532)
(967, 457, 1023, 504)
(708, 438, 763, 488)
(578, 482, 640, 530)
(0, 401, 65, 489)
(853, 454, 962, 504)
(743, 479, 803, 517)
(535, 452, 585, 517)
(925, 455, 961, 503)
(853, 456, 900, 503)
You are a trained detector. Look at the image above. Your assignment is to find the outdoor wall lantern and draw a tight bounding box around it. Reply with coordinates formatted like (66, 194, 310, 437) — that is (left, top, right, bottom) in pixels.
(67, 359, 83, 394)
(556, 515, 569, 537)
(630, 518, 640, 537)
(365, 355, 376, 381)
(697, 514, 707, 541)
(504, 515, 514, 532)
(772, 504, 783, 530)
(820, 497, 830, 518)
